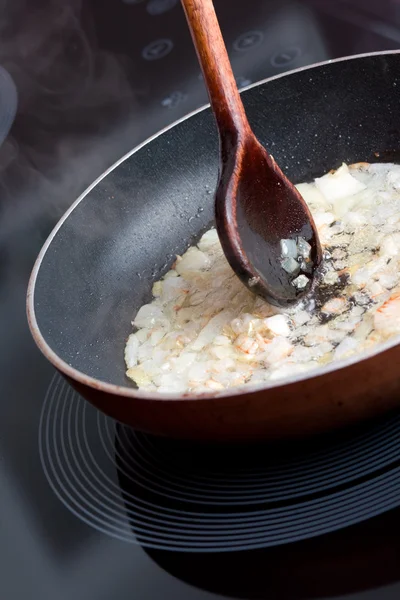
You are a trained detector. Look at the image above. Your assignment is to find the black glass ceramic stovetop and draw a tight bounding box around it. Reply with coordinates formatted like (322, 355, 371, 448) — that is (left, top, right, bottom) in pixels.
(2, 1, 400, 599)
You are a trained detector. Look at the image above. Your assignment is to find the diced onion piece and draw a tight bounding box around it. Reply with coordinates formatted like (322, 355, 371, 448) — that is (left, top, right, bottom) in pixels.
(198, 228, 219, 252)
(292, 310, 311, 326)
(161, 276, 189, 302)
(374, 293, 400, 334)
(333, 337, 358, 360)
(313, 211, 336, 227)
(380, 234, 400, 257)
(386, 166, 400, 189)
(321, 297, 347, 315)
(292, 274, 309, 290)
(213, 335, 231, 346)
(269, 363, 314, 380)
(187, 362, 209, 384)
(125, 334, 140, 368)
(234, 334, 259, 355)
(150, 330, 165, 346)
(210, 344, 234, 360)
(281, 257, 300, 275)
(205, 379, 225, 391)
(135, 328, 150, 343)
(280, 238, 298, 258)
(157, 373, 188, 393)
(152, 281, 163, 297)
(264, 337, 293, 363)
(315, 163, 366, 201)
(126, 366, 152, 387)
(164, 270, 178, 279)
(171, 352, 197, 373)
(134, 304, 165, 328)
(175, 247, 211, 274)
(323, 270, 339, 285)
(297, 237, 312, 259)
(264, 315, 291, 337)
(191, 309, 234, 351)
(296, 182, 330, 209)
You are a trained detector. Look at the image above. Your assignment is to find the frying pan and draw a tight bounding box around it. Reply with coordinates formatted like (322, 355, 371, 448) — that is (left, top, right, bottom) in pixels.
(27, 51, 400, 442)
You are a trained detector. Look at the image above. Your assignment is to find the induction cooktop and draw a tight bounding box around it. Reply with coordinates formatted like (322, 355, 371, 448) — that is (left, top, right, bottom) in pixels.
(2, 1, 400, 599)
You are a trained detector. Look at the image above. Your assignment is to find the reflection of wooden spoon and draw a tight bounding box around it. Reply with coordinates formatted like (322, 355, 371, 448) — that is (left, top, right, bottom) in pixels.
(181, 0, 322, 306)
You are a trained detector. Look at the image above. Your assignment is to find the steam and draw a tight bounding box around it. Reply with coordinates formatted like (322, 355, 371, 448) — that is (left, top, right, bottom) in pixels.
(0, 0, 142, 252)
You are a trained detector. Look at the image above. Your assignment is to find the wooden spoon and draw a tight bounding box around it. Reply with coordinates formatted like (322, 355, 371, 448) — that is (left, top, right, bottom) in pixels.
(181, 0, 322, 306)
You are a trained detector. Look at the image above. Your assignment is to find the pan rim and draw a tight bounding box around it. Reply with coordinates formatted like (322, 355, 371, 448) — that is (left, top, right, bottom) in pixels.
(27, 49, 400, 402)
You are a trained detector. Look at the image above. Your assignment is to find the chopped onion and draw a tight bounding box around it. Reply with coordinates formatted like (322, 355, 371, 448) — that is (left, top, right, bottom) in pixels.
(198, 228, 219, 252)
(175, 247, 211, 274)
(264, 315, 291, 337)
(315, 163, 366, 201)
(333, 337, 358, 360)
(190, 309, 234, 351)
(374, 293, 400, 334)
(134, 304, 165, 328)
(281, 257, 300, 275)
(125, 334, 139, 368)
(125, 162, 400, 394)
(292, 274, 309, 290)
(280, 238, 297, 258)
(297, 237, 312, 259)
(295, 183, 329, 209)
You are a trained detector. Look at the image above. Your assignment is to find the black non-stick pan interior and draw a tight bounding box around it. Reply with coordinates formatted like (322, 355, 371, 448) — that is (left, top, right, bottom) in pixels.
(33, 52, 400, 386)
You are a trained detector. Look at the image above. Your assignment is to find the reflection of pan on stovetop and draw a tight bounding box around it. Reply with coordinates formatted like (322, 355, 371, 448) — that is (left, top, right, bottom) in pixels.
(28, 51, 400, 441)
(143, 513, 400, 600)
(114, 422, 400, 599)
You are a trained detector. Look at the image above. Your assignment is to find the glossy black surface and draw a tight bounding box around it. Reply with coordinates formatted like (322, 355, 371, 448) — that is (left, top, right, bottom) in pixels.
(2, 1, 400, 599)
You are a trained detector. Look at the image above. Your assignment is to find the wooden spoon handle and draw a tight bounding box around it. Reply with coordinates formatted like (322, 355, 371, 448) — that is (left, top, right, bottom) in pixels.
(181, 0, 250, 140)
